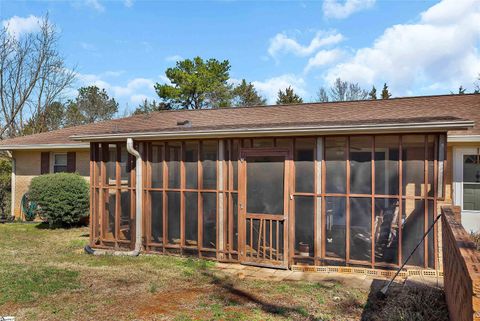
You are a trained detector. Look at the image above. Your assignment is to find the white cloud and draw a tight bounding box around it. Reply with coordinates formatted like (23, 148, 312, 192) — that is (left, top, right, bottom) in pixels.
(324, 0, 480, 94)
(323, 0, 376, 19)
(165, 55, 183, 63)
(268, 31, 344, 58)
(252, 74, 306, 104)
(102, 70, 125, 77)
(76, 72, 160, 105)
(124, 0, 134, 8)
(2, 15, 41, 38)
(85, 0, 105, 12)
(304, 49, 344, 73)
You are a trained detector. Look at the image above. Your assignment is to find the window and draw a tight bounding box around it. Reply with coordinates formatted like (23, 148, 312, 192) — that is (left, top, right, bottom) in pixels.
(463, 154, 480, 211)
(53, 153, 67, 173)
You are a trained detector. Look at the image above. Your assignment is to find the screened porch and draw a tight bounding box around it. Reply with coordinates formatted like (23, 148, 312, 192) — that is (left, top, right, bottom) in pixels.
(89, 133, 446, 270)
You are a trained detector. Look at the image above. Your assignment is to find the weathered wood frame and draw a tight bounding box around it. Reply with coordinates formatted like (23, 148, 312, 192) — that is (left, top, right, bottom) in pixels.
(90, 133, 446, 270)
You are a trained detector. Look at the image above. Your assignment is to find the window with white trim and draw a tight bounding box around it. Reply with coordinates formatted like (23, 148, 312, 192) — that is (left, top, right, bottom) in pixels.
(53, 153, 68, 173)
(463, 153, 480, 211)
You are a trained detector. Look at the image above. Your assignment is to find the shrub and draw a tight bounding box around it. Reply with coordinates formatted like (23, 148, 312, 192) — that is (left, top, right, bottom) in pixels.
(0, 157, 12, 220)
(29, 173, 89, 227)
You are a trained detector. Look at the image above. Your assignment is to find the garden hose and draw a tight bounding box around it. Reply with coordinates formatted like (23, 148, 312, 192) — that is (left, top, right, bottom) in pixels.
(21, 193, 37, 221)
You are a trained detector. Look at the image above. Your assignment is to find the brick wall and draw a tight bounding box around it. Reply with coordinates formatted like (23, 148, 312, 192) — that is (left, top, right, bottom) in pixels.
(12, 149, 90, 219)
(442, 205, 480, 321)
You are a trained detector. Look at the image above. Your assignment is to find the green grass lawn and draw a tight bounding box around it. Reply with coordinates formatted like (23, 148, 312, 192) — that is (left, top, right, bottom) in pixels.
(0, 223, 448, 321)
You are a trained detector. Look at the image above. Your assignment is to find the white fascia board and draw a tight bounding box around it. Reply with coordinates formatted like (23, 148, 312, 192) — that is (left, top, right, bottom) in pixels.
(448, 135, 480, 142)
(70, 120, 474, 142)
(0, 143, 90, 150)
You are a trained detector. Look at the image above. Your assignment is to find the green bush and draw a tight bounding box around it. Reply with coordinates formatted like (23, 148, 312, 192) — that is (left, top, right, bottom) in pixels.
(29, 173, 89, 227)
(0, 157, 12, 220)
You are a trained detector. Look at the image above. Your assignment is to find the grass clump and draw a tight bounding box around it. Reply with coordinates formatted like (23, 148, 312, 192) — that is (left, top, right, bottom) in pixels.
(0, 264, 79, 304)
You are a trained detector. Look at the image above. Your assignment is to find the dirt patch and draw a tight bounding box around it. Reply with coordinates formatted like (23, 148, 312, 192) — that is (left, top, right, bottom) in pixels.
(136, 287, 210, 317)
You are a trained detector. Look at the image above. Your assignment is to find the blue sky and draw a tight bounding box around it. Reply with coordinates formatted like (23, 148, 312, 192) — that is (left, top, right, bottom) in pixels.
(1, 0, 479, 114)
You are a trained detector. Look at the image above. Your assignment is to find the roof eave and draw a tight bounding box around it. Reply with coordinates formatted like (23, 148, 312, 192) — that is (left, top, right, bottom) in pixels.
(447, 135, 480, 142)
(0, 143, 90, 151)
(70, 120, 475, 142)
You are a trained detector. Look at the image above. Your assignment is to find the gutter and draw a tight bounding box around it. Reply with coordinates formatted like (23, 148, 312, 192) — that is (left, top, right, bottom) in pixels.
(70, 120, 475, 141)
(0, 143, 90, 151)
(85, 138, 142, 257)
(448, 135, 480, 143)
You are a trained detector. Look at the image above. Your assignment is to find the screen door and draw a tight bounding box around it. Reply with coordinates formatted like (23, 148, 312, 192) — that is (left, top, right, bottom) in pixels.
(238, 148, 290, 268)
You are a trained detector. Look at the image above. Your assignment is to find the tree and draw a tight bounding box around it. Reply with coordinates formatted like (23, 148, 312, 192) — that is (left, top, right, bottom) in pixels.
(154, 57, 232, 109)
(276, 86, 303, 105)
(0, 157, 11, 220)
(133, 99, 171, 115)
(64, 86, 118, 126)
(0, 15, 75, 138)
(316, 88, 329, 103)
(22, 101, 65, 135)
(368, 86, 377, 100)
(231, 79, 266, 107)
(316, 78, 368, 102)
(475, 74, 480, 94)
(456, 85, 467, 94)
(381, 83, 392, 99)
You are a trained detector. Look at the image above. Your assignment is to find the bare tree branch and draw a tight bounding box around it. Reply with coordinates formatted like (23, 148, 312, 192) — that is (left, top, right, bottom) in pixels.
(0, 15, 75, 138)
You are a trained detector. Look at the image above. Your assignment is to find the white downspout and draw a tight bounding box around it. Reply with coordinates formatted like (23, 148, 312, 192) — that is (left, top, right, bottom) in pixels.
(126, 138, 143, 254)
(85, 138, 142, 256)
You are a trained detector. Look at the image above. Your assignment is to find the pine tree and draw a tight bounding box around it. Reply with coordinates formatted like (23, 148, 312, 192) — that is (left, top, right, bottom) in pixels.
(369, 86, 377, 100)
(276, 86, 303, 105)
(381, 83, 392, 99)
(232, 79, 267, 107)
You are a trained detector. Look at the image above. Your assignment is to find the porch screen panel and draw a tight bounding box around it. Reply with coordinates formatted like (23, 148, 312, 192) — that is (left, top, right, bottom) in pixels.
(427, 135, 435, 197)
(119, 145, 130, 186)
(118, 190, 131, 241)
(349, 197, 372, 262)
(168, 143, 181, 189)
(325, 197, 346, 259)
(105, 190, 116, 239)
(232, 193, 238, 251)
(253, 138, 274, 148)
(402, 135, 425, 197)
(185, 142, 198, 189)
(202, 141, 217, 190)
(374, 136, 399, 195)
(151, 144, 163, 188)
(106, 144, 117, 185)
(374, 198, 399, 264)
(150, 191, 163, 243)
(167, 191, 181, 244)
(325, 137, 347, 194)
(402, 199, 425, 266)
(185, 192, 198, 246)
(294, 196, 314, 257)
(294, 138, 315, 193)
(428, 200, 435, 268)
(350, 136, 372, 195)
(246, 156, 284, 214)
(202, 192, 217, 249)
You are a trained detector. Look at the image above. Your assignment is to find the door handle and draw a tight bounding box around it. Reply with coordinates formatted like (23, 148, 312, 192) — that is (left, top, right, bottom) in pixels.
(240, 203, 244, 210)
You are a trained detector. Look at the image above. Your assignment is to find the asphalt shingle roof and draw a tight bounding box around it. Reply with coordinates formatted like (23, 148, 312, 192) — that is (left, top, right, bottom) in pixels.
(0, 93, 478, 148)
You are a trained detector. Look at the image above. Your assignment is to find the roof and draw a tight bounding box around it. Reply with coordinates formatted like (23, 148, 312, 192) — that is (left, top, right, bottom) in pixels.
(0, 93, 478, 149)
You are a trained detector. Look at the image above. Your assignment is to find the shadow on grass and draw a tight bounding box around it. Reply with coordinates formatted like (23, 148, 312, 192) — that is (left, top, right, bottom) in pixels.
(360, 279, 448, 321)
(34, 221, 89, 230)
(201, 270, 320, 320)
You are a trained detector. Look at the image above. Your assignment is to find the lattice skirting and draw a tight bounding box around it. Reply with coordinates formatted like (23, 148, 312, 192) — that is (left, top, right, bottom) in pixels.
(291, 265, 443, 279)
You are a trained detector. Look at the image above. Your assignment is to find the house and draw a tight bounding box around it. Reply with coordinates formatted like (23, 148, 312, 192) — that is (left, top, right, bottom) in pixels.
(0, 93, 478, 270)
